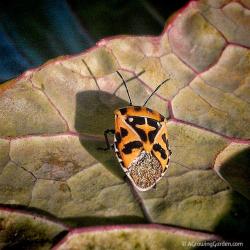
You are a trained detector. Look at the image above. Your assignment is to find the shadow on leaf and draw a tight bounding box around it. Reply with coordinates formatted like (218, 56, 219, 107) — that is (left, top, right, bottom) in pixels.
(62, 215, 146, 228)
(194, 148, 250, 248)
(75, 90, 128, 179)
(216, 147, 250, 200)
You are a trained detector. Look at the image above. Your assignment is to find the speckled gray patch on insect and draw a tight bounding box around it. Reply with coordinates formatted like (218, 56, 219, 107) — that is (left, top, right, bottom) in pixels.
(128, 151, 162, 191)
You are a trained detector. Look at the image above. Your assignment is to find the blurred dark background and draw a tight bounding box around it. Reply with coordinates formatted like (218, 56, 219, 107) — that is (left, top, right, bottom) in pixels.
(0, 0, 188, 82)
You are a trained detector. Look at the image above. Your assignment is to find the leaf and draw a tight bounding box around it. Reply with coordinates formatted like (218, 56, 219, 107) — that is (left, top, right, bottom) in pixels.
(0, 207, 67, 249)
(52, 225, 221, 250)
(0, 0, 250, 248)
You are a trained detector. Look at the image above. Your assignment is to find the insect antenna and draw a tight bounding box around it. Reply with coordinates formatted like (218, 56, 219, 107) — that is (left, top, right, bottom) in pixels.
(117, 71, 132, 106)
(143, 78, 170, 106)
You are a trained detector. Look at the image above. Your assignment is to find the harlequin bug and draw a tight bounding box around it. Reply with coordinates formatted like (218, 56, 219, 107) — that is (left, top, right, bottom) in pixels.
(99, 71, 172, 191)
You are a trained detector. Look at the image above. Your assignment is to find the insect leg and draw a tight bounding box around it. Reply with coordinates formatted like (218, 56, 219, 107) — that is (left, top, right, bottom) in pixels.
(97, 129, 115, 151)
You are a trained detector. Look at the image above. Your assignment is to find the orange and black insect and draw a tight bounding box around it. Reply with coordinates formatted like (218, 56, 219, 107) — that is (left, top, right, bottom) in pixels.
(99, 71, 171, 191)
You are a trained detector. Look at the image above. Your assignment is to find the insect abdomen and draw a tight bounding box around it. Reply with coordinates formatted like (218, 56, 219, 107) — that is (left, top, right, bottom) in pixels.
(128, 151, 162, 191)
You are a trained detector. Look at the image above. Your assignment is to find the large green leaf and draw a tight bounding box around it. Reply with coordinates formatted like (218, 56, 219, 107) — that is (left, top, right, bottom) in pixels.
(52, 225, 222, 250)
(0, 207, 67, 249)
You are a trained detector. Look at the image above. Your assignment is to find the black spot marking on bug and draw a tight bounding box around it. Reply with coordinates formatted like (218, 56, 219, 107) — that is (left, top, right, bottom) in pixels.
(146, 107, 153, 113)
(147, 118, 158, 128)
(134, 106, 142, 111)
(148, 118, 159, 143)
(162, 134, 169, 149)
(159, 114, 165, 121)
(153, 143, 167, 159)
(148, 130, 158, 143)
(115, 132, 121, 144)
(135, 127, 147, 142)
(127, 116, 145, 125)
(167, 157, 170, 165)
(120, 108, 127, 115)
(120, 127, 128, 137)
(122, 141, 143, 154)
(126, 116, 147, 142)
(162, 133, 167, 144)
